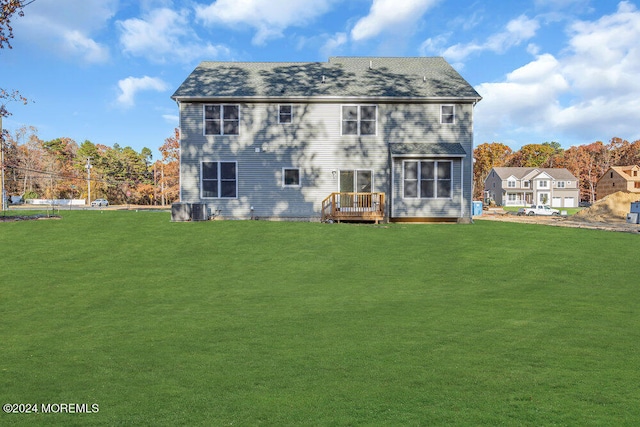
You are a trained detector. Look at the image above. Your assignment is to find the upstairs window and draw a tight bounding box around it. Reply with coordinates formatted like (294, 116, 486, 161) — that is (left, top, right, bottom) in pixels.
(507, 179, 516, 188)
(441, 105, 455, 124)
(279, 105, 292, 124)
(342, 105, 377, 135)
(539, 180, 549, 188)
(557, 181, 565, 188)
(204, 105, 239, 135)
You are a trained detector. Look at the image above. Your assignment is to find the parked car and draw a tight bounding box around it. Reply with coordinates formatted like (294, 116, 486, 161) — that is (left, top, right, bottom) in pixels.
(91, 199, 109, 207)
(517, 204, 560, 216)
(578, 201, 592, 207)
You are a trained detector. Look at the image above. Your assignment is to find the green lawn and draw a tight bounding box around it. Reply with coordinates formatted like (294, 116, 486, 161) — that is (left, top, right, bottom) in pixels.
(1, 211, 639, 426)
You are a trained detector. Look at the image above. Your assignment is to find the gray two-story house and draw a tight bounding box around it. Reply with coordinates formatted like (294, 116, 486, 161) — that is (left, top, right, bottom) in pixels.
(484, 167, 580, 208)
(171, 57, 481, 222)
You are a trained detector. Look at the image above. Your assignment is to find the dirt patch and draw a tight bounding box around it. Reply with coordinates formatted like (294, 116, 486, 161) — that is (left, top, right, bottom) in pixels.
(477, 193, 640, 233)
(0, 214, 62, 222)
(573, 191, 640, 223)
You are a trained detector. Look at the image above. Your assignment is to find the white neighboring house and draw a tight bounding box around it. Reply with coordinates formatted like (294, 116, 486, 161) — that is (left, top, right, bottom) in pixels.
(484, 167, 580, 208)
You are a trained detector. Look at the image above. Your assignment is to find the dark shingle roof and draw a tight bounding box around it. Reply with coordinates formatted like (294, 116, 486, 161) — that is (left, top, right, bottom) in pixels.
(390, 143, 468, 157)
(172, 57, 481, 100)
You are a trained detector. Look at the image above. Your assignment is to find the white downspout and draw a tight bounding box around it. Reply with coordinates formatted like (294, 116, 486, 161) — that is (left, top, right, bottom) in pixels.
(461, 158, 465, 218)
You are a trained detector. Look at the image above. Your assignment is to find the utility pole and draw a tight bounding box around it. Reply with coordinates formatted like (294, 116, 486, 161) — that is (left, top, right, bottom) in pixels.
(161, 162, 165, 206)
(153, 162, 157, 206)
(1, 116, 5, 211)
(85, 157, 92, 205)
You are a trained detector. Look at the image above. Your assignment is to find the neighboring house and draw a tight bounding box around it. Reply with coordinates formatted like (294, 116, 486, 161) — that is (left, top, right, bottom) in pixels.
(596, 165, 640, 200)
(484, 167, 580, 208)
(171, 57, 481, 222)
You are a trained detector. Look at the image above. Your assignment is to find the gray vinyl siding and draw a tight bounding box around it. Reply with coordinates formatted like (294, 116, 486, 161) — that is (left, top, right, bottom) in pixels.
(388, 103, 474, 219)
(484, 172, 504, 206)
(180, 102, 388, 219)
(179, 101, 474, 220)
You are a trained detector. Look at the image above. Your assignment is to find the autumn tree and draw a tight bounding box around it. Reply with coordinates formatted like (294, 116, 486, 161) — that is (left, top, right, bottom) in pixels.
(87, 143, 153, 204)
(42, 137, 79, 198)
(473, 142, 512, 200)
(155, 128, 180, 205)
(1, 125, 47, 199)
(507, 143, 558, 168)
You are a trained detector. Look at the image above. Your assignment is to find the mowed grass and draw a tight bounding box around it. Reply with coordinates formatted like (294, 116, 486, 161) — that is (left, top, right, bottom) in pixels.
(1, 211, 640, 426)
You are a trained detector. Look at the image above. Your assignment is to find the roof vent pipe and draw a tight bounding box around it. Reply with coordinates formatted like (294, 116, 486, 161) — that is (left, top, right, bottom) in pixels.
(369, 60, 373, 69)
(423, 76, 426, 82)
(322, 75, 326, 83)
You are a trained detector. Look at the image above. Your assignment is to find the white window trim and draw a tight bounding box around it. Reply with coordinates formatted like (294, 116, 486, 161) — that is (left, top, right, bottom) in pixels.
(341, 105, 378, 136)
(200, 160, 238, 199)
(278, 104, 292, 124)
(402, 160, 453, 199)
(282, 167, 301, 187)
(507, 179, 516, 188)
(440, 105, 455, 124)
(203, 104, 240, 136)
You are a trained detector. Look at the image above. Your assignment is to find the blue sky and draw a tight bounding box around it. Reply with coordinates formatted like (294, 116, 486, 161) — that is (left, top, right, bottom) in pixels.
(2, 0, 639, 159)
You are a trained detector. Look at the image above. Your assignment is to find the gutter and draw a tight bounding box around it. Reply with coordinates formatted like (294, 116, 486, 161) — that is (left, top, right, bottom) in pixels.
(170, 95, 484, 104)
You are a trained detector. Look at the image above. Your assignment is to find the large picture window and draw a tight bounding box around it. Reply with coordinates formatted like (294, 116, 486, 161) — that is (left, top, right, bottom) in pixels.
(403, 160, 452, 199)
(202, 161, 237, 198)
(342, 105, 377, 135)
(204, 105, 239, 135)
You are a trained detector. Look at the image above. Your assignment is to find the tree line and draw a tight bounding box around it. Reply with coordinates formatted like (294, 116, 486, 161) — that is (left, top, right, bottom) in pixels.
(473, 138, 640, 202)
(1, 126, 179, 205)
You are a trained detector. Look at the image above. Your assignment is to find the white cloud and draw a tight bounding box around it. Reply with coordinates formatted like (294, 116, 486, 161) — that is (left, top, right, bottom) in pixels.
(162, 114, 179, 124)
(63, 31, 110, 63)
(432, 15, 539, 63)
(117, 8, 230, 63)
(351, 0, 440, 41)
(475, 2, 640, 145)
(195, 0, 337, 45)
(475, 54, 569, 133)
(116, 76, 169, 108)
(16, 0, 115, 63)
(321, 32, 348, 57)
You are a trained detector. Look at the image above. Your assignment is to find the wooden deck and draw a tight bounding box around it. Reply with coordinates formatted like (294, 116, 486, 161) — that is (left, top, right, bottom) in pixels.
(321, 192, 385, 223)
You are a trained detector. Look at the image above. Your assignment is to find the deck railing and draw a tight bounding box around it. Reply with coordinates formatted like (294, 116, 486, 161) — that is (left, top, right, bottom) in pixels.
(321, 192, 385, 223)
